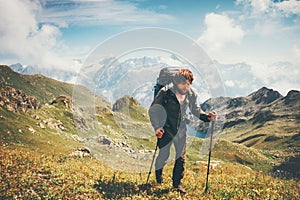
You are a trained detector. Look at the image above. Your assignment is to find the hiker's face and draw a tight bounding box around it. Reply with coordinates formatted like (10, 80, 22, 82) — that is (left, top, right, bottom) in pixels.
(176, 81, 191, 95)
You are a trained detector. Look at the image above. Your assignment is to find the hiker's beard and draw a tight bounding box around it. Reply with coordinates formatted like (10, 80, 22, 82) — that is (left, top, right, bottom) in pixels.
(174, 84, 188, 95)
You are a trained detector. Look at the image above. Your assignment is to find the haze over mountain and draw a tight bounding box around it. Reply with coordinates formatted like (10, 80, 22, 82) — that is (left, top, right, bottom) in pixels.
(9, 56, 298, 108)
(9, 63, 78, 84)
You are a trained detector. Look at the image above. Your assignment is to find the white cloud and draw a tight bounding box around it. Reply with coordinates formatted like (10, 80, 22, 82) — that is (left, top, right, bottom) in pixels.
(249, 61, 300, 95)
(39, 0, 174, 27)
(231, 0, 300, 66)
(252, 19, 284, 36)
(250, 0, 271, 13)
(224, 80, 235, 87)
(236, 0, 300, 17)
(0, 0, 74, 69)
(276, 0, 300, 16)
(0, 0, 173, 69)
(197, 13, 245, 53)
(292, 45, 300, 64)
(235, 0, 271, 16)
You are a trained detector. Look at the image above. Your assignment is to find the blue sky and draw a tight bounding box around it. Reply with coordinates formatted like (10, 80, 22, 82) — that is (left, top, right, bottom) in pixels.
(0, 0, 300, 95)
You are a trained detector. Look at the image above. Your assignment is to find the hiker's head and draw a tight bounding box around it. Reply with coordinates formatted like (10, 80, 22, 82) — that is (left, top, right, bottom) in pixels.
(173, 69, 194, 95)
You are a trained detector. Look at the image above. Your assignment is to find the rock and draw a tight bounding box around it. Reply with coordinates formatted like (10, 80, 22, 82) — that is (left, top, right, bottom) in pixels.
(77, 147, 91, 154)
(252, 110, 275, 124)
(69, 147, 91, 158)
(226, 110, 242, 120)
(50, 95, 74, 109)
(28, 127, 36, 134)
(121, 141, 130, 147)
(39, 123, 46, 129)
(95, 134, 113, 145)
(102, 137, 112, 145)
(6, 104, 16, 112)
(112, 95, 140, 112)
(74, 116, 87, 129)
(283, 90, 300, 106)
(58, 124, 65, 131)
(43, 118, 65, 130)
(244, 108, 254, 117)
(227, 97, 249, 109)
(71, 135, 87, 142)
(0, 86, 39, 113)
(248, 87, 282, 104)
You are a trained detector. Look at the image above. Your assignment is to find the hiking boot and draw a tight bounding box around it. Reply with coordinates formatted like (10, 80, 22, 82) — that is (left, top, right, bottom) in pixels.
(155, 169, 163, 184)
(156, 177, 163, 184)
(173, 185, 186, 194)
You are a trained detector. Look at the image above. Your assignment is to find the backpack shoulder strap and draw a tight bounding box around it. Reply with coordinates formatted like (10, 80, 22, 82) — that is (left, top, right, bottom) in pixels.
(161, 85, 172, 105)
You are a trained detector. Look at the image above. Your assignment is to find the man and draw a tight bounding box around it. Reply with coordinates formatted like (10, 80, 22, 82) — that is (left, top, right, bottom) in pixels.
(148, 68, 216, 194)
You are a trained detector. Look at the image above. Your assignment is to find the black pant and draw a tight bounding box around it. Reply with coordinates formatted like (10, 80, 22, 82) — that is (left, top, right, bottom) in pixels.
(155, 130, 186, 186)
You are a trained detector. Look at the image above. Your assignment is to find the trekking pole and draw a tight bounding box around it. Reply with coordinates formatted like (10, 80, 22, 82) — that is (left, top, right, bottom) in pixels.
(204, 120, 215, 193)
(146, 139, 159, 184)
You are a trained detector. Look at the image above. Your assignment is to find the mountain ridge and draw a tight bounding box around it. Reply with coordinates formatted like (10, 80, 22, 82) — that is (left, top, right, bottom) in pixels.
(0, 65, 299, 198)
(10, 57, 297, 108)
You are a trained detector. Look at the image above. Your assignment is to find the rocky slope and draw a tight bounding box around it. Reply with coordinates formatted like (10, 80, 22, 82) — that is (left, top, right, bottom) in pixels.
(0, 86, 39, 113)
(200, 87, 299, 142)
(199, 87, 300, 178)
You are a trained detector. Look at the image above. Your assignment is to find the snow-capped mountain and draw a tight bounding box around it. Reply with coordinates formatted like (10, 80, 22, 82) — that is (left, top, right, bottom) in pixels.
(10, 58, 297, 109)
(9, 63, 78, 84)
(76, 55, 211, 108)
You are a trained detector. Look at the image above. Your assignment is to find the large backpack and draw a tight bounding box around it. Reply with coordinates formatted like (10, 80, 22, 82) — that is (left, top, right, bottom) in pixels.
(153, 67, 180, 98)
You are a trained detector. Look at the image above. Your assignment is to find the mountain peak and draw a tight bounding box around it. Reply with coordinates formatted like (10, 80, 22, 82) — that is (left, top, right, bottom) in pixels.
(283, 90, 300, 106)
(112, 95, 140, 112)
(248, 87, 282, 104)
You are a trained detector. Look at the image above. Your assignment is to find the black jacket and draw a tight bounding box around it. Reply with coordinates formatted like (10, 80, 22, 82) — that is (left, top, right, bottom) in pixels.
(149, 86, 210, 138)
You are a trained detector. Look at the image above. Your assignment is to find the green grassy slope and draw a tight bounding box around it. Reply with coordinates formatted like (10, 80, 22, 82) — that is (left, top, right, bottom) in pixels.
(0, 98, 79, 154)
(0, 65, 110, 109)
(1, 145, 299, 199)
(1, 65, 299, 198)
(1, 65, 74, 104)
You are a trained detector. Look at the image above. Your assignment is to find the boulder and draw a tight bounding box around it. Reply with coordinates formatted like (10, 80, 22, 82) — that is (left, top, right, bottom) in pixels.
(69, 147, 91, 158)
(0, 86, 39, 113)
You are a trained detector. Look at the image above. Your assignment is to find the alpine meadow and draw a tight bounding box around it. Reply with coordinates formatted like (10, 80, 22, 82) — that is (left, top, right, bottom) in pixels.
(0, 65, 299, 199)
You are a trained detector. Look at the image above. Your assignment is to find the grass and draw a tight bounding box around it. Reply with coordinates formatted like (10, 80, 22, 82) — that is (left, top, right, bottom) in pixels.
(0, 101, 79, 154)
(2, 104, 297, 199)
(0, 65, 111, 108)
(1, 145, 299, 199)
(1, 64, 299, 198)
(0, 65, 74, 104)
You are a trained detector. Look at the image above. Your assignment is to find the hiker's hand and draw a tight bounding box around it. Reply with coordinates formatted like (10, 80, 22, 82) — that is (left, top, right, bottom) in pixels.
(155, 128, 164, 138)
(208, 112, 217, 121)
